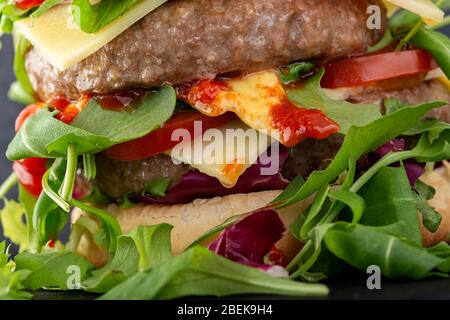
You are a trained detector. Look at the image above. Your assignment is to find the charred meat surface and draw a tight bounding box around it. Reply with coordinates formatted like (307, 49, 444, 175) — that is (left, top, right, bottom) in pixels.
(95, 153, 191, 199)
(25, 0, 386, 100)
(351, 79, 450, 121)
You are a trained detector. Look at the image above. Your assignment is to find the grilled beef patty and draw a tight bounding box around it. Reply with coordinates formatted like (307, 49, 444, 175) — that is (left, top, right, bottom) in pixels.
(25, 0, 386, 100)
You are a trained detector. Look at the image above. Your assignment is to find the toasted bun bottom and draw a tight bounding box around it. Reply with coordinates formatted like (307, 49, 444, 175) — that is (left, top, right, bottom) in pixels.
(72, 166, 450, 267)
(72, 190, 313, 266)
(419, 162, 450, 247)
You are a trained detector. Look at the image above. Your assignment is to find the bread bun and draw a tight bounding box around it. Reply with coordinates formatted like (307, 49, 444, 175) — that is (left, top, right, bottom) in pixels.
(419, 161, 450, 247)
(72, 190, 314, 266)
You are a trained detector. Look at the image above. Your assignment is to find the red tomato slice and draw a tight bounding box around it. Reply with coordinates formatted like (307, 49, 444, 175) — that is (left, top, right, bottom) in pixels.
(14, 0, 44, 10)
(104, 111, 237, 161)
(13, 157, 47, 196)
(321, 49, 437, 89)
(14, 103, 48, 196)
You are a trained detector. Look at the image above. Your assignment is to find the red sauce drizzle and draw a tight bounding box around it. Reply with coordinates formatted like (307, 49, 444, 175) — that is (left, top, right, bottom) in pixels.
(183, 79, 230, 105)
(270, 98, 340, 147)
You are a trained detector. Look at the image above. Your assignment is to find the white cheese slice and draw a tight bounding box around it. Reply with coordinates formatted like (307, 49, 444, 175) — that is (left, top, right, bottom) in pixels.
(15, 0, 167, 70)
(383, 0, 444, 25)
(169, 120, 274, 188)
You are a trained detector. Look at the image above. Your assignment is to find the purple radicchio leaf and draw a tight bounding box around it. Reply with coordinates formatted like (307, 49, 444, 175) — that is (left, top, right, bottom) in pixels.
(208, 209, 288, 278)
(404, 161, 425, 186)
(374, 138, 405, 157)
(364, 138, 424, 186)
(133, 146, 289, 204)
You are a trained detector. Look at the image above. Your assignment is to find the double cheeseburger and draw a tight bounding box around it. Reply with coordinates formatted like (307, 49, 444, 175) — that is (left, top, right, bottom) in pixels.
(1, 0, 450, 296)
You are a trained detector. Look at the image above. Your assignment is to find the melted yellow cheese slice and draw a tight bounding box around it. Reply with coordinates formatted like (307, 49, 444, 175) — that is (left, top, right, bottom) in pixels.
(169, 120, 273, 188)
(383, 0, 444, 25)
(189, 71, 287, 145)
(15, 0, 167, 70)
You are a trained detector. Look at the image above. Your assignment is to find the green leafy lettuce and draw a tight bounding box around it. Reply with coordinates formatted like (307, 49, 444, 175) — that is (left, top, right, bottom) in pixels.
(286, 69, 381, 134)
(7, 85, 176, 160)
(0, 199, 28, 251)
(100, 246, 328, 300)
(274, 100, 446, 208)
(0, 241, 32, 300)
(71, 0, 139, 33)
(14, 250, 94, 290)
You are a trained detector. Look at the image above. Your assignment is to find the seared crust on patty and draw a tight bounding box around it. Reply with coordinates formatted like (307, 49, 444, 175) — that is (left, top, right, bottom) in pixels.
(95, 153, 191, 199)
(25, 0, 386, 100)
(350, 79, 450, 122)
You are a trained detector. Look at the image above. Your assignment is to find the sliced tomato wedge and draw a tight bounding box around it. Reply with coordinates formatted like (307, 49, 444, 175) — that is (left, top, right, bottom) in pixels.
(14, 103, 48, 196)
(14, 0, 44, 10)
(321, 49, 437, 89)
(104, 111, 236, 161)
(13, 158, 47, 197)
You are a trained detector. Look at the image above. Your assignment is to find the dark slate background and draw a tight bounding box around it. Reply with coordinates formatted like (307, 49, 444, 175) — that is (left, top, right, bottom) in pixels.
(0, 36, 20, 244)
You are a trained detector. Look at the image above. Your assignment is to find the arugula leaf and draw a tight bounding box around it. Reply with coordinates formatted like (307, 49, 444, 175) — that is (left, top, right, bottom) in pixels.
(71, 200, 121, 257)
(100, 247, 329, 300)
(328, 190, 365, 224)
(0, 242, 32, 300)
(128, 224, 173, 271)
(119, 192, 136, 209)
(286, 129, 450, 278)
(12, 33, 35, 102)
(368, 30, 394, 53)
(289, 223, 335, 280)
(0, 199, 28, 251)
(7, 86, 176, 160)
(384, 98, 407, 114)
(286, 69, 381, 134)
(32, 159, 69, 250)
(18, 184, 37, 249)
(82, 153, 96, 181)
(83, 224, 173, 293)
(298, 185, 330, 241)
(71, 0, 138, 33)
(8, 81, 36, 105)
(276, 101, 446, 208)
(7, 109, 110, 159)
(272, 175, 305, 205)
(410, 26, 450, 78)
(324, 223, 446, 279)
(30, 0, 63, 19)
(279, 62, 316, 85)
(82, 237, 139, 293)
(405, 118, 450, 142)
(358, 166, 422, 244)
(142, 178, 171, 197)
(414, 180, 442, 233)
(15, 250, 94, 290)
